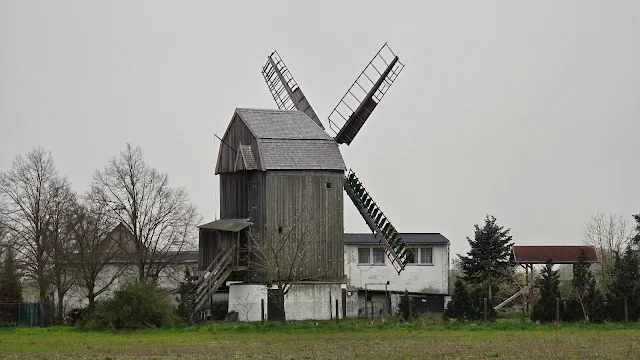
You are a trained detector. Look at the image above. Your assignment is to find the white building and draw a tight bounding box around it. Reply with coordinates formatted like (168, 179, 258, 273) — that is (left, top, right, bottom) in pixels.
(343, 233, 450, 317)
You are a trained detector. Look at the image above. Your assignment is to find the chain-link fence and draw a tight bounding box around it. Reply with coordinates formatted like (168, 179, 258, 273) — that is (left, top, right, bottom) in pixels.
(0, 302, 50, 327)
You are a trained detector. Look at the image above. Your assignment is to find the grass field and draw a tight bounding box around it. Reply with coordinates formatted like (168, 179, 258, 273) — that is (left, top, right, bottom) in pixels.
(1, 317, 640, 359)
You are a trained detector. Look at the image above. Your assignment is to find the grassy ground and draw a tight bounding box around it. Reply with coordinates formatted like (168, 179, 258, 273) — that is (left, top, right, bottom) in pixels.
(1, 317, 640, 359)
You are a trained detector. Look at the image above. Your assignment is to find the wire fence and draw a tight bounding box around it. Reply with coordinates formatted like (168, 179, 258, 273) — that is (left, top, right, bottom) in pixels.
(0, 302, 50, 327)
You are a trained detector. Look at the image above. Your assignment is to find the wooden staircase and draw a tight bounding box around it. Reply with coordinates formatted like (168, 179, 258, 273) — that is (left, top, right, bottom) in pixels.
(344, 170, 413, 273)
(194, 245, 236, 311)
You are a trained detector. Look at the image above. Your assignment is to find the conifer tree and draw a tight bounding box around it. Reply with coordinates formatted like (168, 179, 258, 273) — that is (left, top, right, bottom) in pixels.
(531, 259, 560, 322)
(176, 268, 197, 324)
(0, 247, 22, 303)
(459, 215, 514, 301)
(444, 279, 473, 320)
(607, 244, 640, 321)
(568, 249, 600, 322)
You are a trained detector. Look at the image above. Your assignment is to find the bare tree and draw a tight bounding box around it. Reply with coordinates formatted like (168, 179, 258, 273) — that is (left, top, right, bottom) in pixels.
(582, 212, 634, 290)
(44, 178, 76, 323)
(0, 147, 65, 304)
(89, 144, 200, 283)
(247, 206, 328, 324)
(66, 202, 129, 312)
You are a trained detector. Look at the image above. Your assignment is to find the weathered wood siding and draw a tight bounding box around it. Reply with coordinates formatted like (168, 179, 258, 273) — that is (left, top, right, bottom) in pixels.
(198, 229, 217, 271)
(261, 170, 345, 281)
(219, 171, 266, 232)
(215, 113, 261, 174)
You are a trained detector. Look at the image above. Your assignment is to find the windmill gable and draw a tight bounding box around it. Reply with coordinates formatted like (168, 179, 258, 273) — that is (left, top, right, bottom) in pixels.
(215, 108, 345, 174)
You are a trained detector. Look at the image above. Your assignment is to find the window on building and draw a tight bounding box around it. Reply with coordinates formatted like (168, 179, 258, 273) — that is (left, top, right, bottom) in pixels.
(358, 248, 370, 264)
(358, 247, 385, 265)
(420, 247, 433, 264)
(407, 248, 418, 264)
(372, 248, 385, 264)
(406, 247, 434, 265)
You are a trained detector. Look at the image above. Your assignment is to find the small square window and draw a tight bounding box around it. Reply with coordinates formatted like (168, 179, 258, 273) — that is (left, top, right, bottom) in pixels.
(407, 248, 418, 264)
(420, 248, 433, 264)
(326, 182, 332, 189)
(358, 248, 370, 264)
(372, 248, 385, 264)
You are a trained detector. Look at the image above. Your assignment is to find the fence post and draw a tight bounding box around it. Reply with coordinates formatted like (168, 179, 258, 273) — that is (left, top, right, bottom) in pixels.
(335, 300, 339, 323)
(261, 299, 265, 324)
(408, 293, 413, 321)
(555, 298, 560, 322)
(483, 298, 488, 321)
(624, 297, 629, 322)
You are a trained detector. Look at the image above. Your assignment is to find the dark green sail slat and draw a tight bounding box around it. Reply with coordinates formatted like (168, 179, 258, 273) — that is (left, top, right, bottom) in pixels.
(344, 170, 413, 272)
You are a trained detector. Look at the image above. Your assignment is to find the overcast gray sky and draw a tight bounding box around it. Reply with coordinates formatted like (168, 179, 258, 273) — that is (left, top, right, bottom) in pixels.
(2, 1, 639, 257)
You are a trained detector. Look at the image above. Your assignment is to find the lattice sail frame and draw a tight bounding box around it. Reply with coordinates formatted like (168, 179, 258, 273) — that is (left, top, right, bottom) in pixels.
(328, 43, 405, 144)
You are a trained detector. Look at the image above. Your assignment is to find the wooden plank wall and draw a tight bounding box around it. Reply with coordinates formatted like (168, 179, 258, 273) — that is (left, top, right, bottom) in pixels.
(262, 170, 345, 281)
(215, 114, 260, 174)
(219, 171, 266, 231)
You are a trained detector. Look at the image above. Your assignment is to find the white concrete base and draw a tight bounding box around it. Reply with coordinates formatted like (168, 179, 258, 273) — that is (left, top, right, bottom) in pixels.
(228, 283, 344, 322)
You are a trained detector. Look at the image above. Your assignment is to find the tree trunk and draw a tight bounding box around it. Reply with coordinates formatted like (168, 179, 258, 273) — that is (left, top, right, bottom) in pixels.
(56, 287, 64, 324)
(87, 292, 95, 313)
(277, 288, 287, 325)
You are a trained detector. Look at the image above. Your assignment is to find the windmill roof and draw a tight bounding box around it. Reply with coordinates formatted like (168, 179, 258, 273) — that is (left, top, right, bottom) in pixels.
(510, 245, 599, 264)
(224, 108, 345, 171)
(236, 108, 332, 140)
(259, 139, 346, 170)
(344, 233, 450, 245)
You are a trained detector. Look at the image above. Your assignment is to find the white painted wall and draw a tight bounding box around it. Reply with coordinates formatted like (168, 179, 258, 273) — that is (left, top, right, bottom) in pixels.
(228, 284, 267, 322)
(228, 283, 343, 322)
(344, 243, 450, 294)
(63, 262, 196, 311)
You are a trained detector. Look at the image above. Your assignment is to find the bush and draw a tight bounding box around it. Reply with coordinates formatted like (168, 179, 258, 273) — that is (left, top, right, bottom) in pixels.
(82, 282, 179, 330)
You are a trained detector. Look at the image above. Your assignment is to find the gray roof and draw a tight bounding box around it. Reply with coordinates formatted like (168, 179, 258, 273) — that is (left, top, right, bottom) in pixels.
(236, 108, 331, 140)
(259, 139, 346, 170)
(234, 108, 346, 171)
(344, 233, 450, 245)
(199, 218, 253, 232)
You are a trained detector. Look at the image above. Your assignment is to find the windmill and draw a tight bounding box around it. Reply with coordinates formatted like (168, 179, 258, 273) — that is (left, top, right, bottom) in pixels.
(261, 43, 412, 273)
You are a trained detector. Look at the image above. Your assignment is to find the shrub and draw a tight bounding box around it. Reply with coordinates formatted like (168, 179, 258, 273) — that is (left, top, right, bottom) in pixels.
(82, 281, 179, 330)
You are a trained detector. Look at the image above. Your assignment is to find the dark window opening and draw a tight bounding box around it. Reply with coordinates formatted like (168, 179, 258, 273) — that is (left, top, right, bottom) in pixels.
(278, 226, 283, 234)
(326, 182, 332, 189)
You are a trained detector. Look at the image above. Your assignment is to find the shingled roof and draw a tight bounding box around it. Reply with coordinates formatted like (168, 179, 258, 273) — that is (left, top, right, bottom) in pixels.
(510, 245, 599, 264)
(236, 108, 332, 140)
(227, 109, 346, 171)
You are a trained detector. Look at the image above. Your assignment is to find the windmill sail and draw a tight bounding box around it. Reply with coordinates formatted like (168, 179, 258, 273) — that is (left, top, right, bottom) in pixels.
(344, 170, 413, 273)
(261, 51, 324, 129)
(328, 43, 404, 145)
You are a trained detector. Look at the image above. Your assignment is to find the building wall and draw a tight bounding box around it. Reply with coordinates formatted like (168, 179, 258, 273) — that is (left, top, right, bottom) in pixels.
(263, 170, 344, 281)
(228, 283, 343, 322)
(63, 261, 196, 311)
(215, 113, 261, 174)
(344, 243, 449, 294)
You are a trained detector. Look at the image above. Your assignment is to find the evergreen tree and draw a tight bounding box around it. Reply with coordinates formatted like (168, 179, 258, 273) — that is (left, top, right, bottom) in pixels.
(444, 279, 473, 320)
(175, 268, 197, 324)
(459, 215, 514, 301)
(0, 247, 22, 302)
(568, 249, 599, 322)
(607, 244, 640, 321)
(531, 259, 560, 322)
(0, 247, 22, 324)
